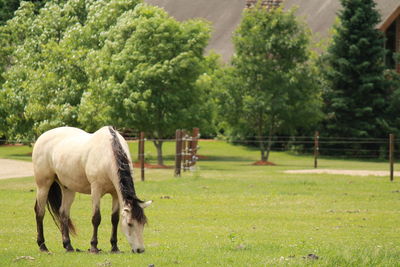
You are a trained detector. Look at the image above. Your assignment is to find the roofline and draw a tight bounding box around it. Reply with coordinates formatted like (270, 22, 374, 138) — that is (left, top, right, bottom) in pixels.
(379, 4, 400, 31)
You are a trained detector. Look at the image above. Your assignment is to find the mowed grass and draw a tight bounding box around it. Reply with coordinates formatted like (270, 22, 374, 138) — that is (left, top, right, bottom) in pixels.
(0, 141, 400, 266)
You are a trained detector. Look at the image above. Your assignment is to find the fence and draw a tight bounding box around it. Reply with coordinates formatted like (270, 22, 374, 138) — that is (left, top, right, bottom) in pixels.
(134, 128, 201, 181)
(1, 131, 398, 181)
(127, 131, 398, 181)
(224, 132, 398, 181)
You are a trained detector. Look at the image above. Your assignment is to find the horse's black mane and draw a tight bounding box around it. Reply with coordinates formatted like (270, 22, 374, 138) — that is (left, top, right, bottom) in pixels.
(108, 126, 147, 224)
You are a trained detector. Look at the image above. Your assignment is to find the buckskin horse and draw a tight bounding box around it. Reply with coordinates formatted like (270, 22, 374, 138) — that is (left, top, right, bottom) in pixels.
(32, 126, 151, 253)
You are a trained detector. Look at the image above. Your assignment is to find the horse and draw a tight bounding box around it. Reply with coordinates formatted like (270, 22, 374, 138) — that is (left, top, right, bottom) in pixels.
(32, 126, 152, 253)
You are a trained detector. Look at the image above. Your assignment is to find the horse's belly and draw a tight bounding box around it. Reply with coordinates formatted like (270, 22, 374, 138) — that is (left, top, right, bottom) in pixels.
(56, 170, 91, 194)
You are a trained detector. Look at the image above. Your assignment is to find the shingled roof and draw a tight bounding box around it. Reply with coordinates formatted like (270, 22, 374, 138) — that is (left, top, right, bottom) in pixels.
(144, 0, 400, 62)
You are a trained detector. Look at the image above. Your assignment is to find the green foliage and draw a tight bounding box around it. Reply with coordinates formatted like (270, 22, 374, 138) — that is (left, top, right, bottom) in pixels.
(385, 69, 400, 135)
(79, 4, 212, 139)
(0, 0, 89, 140)
(0, 0, 19, 25)
(0, 2, 41, 139)
(323, 0, 388, 138)
(220, 4, 322, 160)
(0, 0, 215, 146)
(0, 0, 45, 25)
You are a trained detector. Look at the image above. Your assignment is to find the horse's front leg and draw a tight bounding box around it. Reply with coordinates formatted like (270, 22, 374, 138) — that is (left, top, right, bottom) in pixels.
(90, 187, 102, 253)
(110, 193, 120, 253)
(60, 188, 76, 252)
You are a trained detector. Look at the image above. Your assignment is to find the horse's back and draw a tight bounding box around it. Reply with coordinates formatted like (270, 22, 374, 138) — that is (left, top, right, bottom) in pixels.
(32, 127, 90, 191)
(33, 126, 122, 194)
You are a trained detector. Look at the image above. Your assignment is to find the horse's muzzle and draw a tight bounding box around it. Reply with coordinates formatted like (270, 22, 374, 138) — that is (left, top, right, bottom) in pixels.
(132, 248, 145, 254)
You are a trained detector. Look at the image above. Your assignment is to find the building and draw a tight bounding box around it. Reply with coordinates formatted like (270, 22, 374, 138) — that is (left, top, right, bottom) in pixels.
(144, 0, 400, 72)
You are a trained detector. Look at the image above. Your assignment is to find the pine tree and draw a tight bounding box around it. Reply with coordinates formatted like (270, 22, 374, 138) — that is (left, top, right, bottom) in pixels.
(324, 0, 388, 139)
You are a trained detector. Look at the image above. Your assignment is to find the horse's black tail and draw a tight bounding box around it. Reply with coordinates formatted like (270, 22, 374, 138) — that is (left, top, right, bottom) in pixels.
(47, 181, 76, 236)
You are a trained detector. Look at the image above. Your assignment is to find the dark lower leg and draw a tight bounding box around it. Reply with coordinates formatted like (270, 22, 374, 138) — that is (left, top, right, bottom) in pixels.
(35, 201, 48, 252)
(90, 208, 101, 253)
(110, 210, 119, 252)
(61, 212, 74, 252)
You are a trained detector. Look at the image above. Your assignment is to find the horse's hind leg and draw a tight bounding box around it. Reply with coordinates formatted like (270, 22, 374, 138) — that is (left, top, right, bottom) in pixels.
(59, 188, 76, 252)
(34, 185, 52, 252)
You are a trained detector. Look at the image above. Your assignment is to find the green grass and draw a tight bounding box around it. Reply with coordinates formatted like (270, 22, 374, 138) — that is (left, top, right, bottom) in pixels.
(0, 144, 32, 161)
(0, 141, 399, 266)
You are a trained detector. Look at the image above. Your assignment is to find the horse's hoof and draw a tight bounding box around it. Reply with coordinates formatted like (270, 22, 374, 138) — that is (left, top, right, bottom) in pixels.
(111, 249, 121, 254)
(89, 248, 101, 254)
(39, 244, 49, 252)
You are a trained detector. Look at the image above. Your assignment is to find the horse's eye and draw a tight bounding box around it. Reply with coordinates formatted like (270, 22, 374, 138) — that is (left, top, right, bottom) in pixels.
(128, 223, 133, 227)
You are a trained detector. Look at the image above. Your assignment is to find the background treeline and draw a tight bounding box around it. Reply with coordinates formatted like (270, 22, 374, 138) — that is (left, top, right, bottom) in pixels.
(0, 0, 399, 163)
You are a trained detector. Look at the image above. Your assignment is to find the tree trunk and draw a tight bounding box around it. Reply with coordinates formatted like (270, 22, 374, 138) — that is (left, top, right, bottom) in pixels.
(258, 135, 267, 161)
(153, 140, 164, 166)
(265, 119, 275, 162)
(265, 129, 273, 162)
(257, 111, 266, 162)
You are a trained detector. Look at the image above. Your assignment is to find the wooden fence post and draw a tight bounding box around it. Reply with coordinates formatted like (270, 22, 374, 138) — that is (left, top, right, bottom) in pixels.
(139, 132, 145, 181)
(190, 128, 200, 167)
(390, 134, 394, 182)
(182, 131, 188, 172)
(175, 130, 183, 177)
(314, 131, 319, 169)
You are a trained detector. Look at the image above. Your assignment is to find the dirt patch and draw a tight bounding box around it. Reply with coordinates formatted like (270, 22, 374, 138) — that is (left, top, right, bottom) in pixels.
(284, 169, 400, 177)
(252, 160, 276, 166)
(0, 159, 33, 179)
(133, 162, 173, 169)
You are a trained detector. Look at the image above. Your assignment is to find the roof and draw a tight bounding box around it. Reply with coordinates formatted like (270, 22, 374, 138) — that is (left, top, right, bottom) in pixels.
(284, 0, 400, 34)
(144, 0, 400, 62)
(145, 0, 245, 62)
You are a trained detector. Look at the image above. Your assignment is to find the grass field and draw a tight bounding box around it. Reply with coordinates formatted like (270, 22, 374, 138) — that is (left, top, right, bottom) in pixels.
(0, 140, 399, 266)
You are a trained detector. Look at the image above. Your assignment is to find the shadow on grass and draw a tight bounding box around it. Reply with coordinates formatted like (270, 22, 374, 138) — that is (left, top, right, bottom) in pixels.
(6, 153, 32, 160)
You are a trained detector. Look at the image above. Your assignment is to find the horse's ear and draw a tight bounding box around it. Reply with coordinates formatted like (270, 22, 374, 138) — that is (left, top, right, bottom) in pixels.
(139, 200, 152, 209)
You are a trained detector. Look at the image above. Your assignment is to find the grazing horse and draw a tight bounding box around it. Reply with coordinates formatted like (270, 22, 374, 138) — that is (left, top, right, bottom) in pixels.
(32, 126, 151, 253)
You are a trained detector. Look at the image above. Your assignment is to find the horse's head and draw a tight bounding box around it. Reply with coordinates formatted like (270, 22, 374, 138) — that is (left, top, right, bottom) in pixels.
(121, 200, 152, 253)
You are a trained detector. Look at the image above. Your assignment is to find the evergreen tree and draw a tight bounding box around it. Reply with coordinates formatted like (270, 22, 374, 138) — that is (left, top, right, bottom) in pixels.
(324, 0, 388, 139)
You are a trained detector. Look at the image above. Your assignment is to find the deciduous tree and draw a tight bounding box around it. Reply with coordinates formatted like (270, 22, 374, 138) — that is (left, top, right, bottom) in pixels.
(223, 4, 322, 162)
(79, 4, 212, 165)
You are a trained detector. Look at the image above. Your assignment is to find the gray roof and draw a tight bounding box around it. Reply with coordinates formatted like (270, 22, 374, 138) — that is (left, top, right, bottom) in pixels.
(284, 0, 400, 34)
(144, 0, 400, 62)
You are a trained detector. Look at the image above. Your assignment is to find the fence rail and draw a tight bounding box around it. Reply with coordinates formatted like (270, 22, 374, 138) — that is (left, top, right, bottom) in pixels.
(1, 132, 398, 181)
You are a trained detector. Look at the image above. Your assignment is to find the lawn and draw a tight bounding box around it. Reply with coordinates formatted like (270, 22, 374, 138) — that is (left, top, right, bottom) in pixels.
(0, 140, 399, 266)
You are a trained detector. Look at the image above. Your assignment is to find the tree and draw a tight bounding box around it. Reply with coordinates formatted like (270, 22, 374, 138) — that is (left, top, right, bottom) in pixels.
(0, 0, 148, 140)
(78, 4, 212, 165)
(0, 2, 43, 139)
(0, 0, 89, 140)
(1, 0, 215, 156)
(385, 69, 400, 137)
(222, 4, 322, 162)
(323, 0, 388, 139)
(0, 0, 45, 25)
